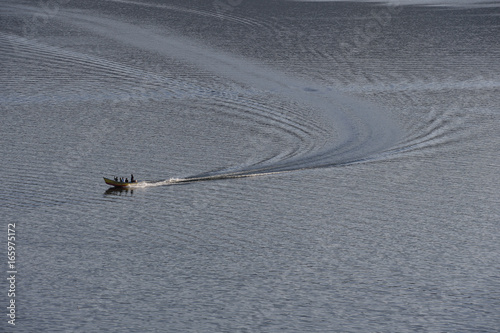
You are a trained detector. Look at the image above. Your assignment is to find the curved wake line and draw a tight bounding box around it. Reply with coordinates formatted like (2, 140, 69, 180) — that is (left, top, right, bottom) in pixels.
(0, 33, 260, 106)
(52, 9, 404, 183)
(59, 11, 403, 152)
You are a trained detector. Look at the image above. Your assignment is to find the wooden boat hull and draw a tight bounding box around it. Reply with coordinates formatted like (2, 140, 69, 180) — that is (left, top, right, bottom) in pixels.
(103, 177, 137, 187)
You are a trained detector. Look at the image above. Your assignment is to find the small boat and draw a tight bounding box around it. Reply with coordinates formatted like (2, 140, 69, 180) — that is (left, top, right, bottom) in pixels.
(103, 177, 138, 188)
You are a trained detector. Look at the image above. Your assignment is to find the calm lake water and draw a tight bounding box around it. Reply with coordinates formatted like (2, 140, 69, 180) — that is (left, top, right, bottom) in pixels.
(1, 0, 500, 332)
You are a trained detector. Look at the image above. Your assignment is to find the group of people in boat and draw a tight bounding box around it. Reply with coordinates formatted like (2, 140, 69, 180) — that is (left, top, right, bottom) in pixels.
(114, 174, 137, 183)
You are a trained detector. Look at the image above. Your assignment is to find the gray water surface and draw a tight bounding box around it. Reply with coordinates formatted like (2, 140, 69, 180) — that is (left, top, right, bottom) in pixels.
(1, 0, 500, 332)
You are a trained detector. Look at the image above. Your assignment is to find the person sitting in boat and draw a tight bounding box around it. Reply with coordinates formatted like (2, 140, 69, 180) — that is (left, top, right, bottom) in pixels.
(125, 178, 129, 183)
(114, 176, 118, 182)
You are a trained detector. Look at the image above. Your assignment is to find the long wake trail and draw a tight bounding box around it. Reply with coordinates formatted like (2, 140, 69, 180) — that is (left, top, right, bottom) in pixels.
(55, 7, 404, 186)
(135, 153, 377, 188)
